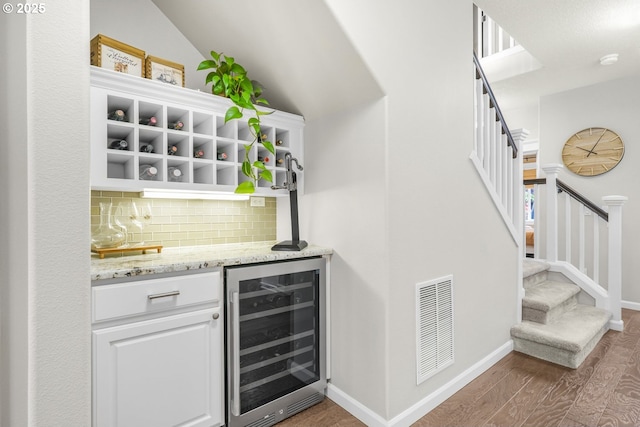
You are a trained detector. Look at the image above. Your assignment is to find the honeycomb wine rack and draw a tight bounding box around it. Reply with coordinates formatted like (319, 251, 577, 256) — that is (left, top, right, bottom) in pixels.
(90, 66, 304, 196)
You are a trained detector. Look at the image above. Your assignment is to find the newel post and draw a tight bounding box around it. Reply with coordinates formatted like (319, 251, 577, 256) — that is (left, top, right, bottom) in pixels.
(603, 195, 627, 331)
(541, 164, 563, 262)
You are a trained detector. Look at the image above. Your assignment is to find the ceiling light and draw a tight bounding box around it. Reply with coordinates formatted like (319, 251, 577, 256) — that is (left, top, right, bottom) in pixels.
(139, 189, 250, 201)
(599, 54, 619, 65)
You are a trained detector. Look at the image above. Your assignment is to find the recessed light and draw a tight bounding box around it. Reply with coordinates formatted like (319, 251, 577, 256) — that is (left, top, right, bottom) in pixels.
(600, 54, 619, 65)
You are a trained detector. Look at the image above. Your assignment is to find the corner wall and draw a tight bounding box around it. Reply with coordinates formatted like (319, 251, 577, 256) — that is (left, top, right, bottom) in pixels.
(304, 0, 518, 422)
(1, 1, 92, 425)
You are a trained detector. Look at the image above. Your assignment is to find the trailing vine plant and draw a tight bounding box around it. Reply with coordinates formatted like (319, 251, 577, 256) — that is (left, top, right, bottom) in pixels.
(197, 50, 274, 194)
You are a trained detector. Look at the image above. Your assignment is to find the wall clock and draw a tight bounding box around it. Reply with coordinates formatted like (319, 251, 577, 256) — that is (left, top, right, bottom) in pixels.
(562, 127, 624, 176)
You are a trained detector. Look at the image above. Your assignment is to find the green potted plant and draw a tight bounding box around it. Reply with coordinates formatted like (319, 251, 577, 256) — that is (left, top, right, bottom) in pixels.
(197, 50, 274, 194)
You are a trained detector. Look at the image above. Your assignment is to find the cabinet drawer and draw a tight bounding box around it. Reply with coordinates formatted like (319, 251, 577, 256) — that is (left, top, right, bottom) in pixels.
(93, 271, 220, 323)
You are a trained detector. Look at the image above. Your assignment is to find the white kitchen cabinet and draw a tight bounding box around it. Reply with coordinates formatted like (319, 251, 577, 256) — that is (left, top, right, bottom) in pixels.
(90, 66, 304, 195)
(92, 270, 224, 427)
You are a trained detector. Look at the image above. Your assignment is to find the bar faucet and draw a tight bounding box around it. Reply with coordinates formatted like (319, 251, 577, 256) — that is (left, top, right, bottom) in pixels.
(271, 152, 303, 191)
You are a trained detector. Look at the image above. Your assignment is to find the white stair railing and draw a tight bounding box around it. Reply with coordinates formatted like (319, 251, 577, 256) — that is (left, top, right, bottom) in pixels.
(474, 5, 519, 59)
(471, 52, 526, 244)
(540, 164, 627, 330)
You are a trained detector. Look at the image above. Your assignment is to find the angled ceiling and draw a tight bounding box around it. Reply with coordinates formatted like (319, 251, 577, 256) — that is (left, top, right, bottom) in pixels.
(475, 0, 640, 110)
(150, 0, 384, 120)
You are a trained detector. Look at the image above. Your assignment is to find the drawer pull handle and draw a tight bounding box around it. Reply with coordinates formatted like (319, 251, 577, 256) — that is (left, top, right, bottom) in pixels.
(147, 290, 181, 300)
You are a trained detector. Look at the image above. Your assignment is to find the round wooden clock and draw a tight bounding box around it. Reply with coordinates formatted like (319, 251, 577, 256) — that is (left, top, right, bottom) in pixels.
(562, 127, 624, 176)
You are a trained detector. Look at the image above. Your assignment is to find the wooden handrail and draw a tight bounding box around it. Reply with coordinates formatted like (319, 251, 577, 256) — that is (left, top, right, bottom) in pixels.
(473, 51, 518, 159)
(523, 178, 608, 221)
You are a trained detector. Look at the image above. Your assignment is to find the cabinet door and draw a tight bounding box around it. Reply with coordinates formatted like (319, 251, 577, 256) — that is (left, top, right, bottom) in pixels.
(93, 308, 223, 427)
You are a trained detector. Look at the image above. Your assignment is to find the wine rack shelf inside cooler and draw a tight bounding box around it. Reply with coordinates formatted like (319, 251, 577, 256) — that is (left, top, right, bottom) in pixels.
(91, 67, 303, 194)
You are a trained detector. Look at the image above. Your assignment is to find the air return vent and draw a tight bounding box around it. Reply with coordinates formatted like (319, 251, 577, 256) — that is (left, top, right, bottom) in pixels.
(416, 275, 454, 385)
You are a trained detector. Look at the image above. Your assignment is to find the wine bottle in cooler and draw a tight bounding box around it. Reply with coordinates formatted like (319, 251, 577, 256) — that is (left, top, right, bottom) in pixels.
(193, 149, 205, 158)
(168, 120, 184, 130)
(167, 145, 178, 155)
(217, 152, 228, 161)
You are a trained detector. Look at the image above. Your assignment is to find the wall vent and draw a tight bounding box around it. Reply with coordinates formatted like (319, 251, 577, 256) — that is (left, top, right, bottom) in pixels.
(416, 275, 454, 385)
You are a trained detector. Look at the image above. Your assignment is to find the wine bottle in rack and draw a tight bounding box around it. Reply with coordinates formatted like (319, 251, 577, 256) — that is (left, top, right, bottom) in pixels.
(258, 156, 270, 163)
(139, 144, 154, 153)
(108, 140, 128, 150)
(139, 116, 157, 126)
(217, 152, 228, 161)
(107, 109, 126, 121)
(275, 139, 283, 146)
(168, 120, 184, 130)
(167, 145, 178, 155)
(257, 133, 268, 143)
(139, 165, 158, 180)
(276, 158, 284, 166)
(193, 149, 204, 158)
(167, 167, 183, 182)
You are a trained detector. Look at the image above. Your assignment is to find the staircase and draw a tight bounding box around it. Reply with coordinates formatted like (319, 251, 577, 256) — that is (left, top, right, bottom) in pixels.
(511, 259, 612, 369)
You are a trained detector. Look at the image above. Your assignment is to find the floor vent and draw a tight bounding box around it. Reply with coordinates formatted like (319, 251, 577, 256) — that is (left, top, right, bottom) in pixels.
(416, 275, 454, 385)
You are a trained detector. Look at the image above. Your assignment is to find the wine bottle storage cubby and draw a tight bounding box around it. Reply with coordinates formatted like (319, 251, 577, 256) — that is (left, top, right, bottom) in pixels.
(91, 66, 304, 194)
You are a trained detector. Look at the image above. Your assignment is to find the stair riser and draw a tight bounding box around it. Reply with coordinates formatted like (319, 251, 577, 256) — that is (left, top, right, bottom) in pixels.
(523, 270, 548, 289)
(512, 324, 609, 369)
(523, 295, 578, 324)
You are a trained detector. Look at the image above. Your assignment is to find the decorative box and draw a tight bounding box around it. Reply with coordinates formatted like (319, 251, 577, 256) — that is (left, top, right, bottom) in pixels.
(145, 55, 185, 87)
(90, 34, 145, 78)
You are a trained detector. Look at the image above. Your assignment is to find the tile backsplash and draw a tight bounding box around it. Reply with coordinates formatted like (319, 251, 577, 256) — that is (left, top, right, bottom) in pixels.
(91, 191, 276, 248)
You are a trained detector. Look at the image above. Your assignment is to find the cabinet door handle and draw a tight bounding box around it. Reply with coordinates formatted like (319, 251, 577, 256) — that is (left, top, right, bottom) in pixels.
(147, 290, 180, 300)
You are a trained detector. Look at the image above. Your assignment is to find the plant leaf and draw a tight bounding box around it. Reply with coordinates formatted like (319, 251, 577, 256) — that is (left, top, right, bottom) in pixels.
(225, 106, 243, 123)
(253, 161, 266, 170)
(197, 60, 217, 71)
(235, 181, 255, 194)
(230, 63, 246, 75)
(210, 51, 220, 61)
(262, 140, 275, 155)
(259, 169, 273, 183)
(241, 160, 253, 177)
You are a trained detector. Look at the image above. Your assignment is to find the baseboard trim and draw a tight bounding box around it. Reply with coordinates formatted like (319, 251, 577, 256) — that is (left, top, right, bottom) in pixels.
(327, 340, 514, 427)
(622, 300, 640, 312)
(326, 384, 388, 427)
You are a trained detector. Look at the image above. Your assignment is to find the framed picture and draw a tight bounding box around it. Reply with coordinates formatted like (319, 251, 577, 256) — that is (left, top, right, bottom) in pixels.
(145, 56, 185, 87)
(90, 34, 145, 77)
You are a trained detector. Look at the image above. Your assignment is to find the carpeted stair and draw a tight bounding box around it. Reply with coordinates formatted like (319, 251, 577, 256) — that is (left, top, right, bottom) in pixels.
(510, 259, 611, 369)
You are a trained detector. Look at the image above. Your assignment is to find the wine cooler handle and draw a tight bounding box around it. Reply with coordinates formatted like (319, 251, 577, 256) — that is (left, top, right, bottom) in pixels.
(231, 291, 241, 416)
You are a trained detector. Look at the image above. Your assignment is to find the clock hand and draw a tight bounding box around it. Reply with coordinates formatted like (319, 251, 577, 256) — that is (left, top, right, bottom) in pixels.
(586, 128, 607, 157)
(576, 146, 597, 155)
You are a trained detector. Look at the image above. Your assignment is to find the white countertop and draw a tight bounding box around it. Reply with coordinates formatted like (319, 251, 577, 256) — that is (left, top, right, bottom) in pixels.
(91, 241, 333, 282)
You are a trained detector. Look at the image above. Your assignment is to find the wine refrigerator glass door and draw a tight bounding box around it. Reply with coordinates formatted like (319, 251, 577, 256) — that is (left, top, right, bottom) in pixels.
(226, 257, 326, 427)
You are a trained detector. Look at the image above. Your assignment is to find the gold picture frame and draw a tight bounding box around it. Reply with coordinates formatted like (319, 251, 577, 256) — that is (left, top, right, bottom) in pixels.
(90, 34, 145, 77)
(145, 55, 185, 87)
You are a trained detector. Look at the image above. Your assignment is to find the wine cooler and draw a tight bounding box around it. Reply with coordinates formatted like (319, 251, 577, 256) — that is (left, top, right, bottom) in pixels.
(225, 257, 326, 427)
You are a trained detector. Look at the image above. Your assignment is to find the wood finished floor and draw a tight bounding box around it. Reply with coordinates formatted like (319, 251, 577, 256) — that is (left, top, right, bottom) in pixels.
(276, 309, 640, 427)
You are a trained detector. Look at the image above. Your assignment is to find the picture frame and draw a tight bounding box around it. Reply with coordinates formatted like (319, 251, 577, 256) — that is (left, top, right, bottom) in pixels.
(90, 34, 145, 77)
(145, 55, 185, 87)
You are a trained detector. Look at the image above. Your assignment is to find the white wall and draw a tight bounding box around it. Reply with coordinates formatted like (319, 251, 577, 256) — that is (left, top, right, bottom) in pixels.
(539, 75, 640, 304)
(1, 0, 91, 425)
(305, 0, 518, 421)
(91, 0, 208, 92)
(303, 98, 390, 413)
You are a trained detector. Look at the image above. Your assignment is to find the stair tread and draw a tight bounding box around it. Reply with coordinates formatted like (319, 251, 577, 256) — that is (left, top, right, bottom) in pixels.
(523, 281, 581, 311)
(523, 259, 550, 279)
(511, 304, 611, 353)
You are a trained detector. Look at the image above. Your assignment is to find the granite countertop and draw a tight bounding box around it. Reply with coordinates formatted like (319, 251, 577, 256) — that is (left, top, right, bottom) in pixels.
(91, 241, 333, 282)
